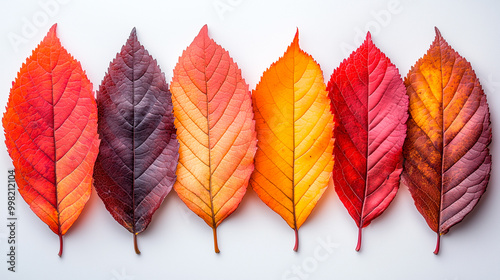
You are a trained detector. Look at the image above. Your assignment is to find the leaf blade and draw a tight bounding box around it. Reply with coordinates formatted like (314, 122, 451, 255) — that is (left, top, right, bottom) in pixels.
(93, 28, 179, 254)
(327, 32, 408, 251)
(402, 28, 491, 254)
(2, 24, 100, 256)
(171, 25, 257, 253)
(251, 31, 334, 251)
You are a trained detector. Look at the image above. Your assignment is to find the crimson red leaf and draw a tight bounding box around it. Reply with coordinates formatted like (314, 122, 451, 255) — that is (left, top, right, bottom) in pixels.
(2, 24, 100, 256)
(327, 32, 408, 251)
(93, 28, 179, 254)
(403, 28, 491, 254)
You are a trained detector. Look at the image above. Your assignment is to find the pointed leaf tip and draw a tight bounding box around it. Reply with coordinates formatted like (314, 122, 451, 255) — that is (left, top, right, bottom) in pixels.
(49, 23, 57, 32)
(195, 25, 210, 44)
(366, 31, 372, 41)
(434, 27, 442, 39)
(200, 24, 209, 36)
(293, 28, 299, 45)
(127, 28, 139, 46)
(127, 28, 138, 44)
(47, 24, 58, 39)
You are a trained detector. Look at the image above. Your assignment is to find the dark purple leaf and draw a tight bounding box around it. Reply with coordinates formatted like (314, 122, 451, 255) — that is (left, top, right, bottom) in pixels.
(93, 28, 179, 254)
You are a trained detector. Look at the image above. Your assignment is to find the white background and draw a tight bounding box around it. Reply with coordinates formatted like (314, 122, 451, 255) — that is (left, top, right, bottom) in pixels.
(1, 0, 499, 279)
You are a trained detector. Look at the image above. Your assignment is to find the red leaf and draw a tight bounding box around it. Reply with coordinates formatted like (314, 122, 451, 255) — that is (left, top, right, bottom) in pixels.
(2, 24, 100, 256)
(93, 28, 178, 254)
(327, 32, 408, 251)
(403, 28, 491, 254)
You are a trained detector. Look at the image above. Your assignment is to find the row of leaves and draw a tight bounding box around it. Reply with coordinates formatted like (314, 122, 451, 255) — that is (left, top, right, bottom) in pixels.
(2, 24, 491, 256)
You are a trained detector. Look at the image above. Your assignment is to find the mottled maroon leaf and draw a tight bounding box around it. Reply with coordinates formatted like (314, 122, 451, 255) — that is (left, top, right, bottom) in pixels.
(403, 28, 491, 254)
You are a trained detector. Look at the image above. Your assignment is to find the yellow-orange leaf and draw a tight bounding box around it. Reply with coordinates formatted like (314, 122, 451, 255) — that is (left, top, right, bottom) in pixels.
(251, 30, 334, 251)
(171, 25, 256, 253)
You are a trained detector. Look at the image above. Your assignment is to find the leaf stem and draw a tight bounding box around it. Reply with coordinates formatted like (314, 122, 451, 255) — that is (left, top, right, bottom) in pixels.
(293, 228, 299, 252)
(213, 227, 220, 253)
(355, 226, 362, 252)
(434, 233, 440, 255)
(134, 234, 141, 255)
(58, 234, 63, 257)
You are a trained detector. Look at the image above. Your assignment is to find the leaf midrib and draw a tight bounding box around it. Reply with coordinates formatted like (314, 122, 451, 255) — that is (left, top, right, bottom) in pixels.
(360, 42, 370, 229)
(438, 37, 445, 235)
(131, 39, 137, 236)
(291, 42, 297, 232)
(51, 61, 61, 237)
(202, 40, 217, 230)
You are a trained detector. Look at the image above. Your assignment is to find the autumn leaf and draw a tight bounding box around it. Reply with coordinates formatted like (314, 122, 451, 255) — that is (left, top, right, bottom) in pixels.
(93, 28, 178, 254)
(403, 28, 491, 254)
(171, 25, 256, 253)
(251, 30, 334, 251)
(327, 32, 408, 251)
(2, 24, 100, 256)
